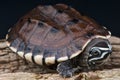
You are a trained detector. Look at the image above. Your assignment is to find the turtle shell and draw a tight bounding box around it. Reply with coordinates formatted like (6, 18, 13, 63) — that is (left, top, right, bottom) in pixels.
(6, 4, 111, 65)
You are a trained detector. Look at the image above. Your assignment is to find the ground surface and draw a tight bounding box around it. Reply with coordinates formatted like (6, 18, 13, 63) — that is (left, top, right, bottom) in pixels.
(0, 36, 120, 80)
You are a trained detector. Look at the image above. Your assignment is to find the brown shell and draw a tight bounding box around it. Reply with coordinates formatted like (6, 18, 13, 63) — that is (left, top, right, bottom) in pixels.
(6, 4, 111, 65)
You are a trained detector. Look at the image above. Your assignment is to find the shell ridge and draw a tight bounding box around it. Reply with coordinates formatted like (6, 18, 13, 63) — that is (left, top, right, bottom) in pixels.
(38, 7, 67, 33)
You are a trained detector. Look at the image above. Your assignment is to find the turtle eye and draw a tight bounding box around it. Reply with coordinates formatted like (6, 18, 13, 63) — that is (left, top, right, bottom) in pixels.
(90, 48, 101, 56)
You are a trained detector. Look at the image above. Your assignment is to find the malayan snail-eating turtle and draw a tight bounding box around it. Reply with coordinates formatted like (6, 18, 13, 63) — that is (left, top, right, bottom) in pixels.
(4, 4, 112, 77)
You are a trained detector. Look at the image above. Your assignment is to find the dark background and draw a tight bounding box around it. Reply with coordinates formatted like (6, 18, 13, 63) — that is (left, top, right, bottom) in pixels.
(0, 0, 120, 39)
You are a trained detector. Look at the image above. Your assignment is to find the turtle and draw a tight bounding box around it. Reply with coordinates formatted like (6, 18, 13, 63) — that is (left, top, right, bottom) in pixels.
(5, 4, 112, 77)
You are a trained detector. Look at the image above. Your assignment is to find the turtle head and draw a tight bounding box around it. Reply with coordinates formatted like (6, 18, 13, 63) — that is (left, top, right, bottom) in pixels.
(86, 38, 112, 67)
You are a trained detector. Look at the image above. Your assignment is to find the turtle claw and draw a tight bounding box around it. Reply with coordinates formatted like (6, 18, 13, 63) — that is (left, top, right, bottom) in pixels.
(59, 69, 73, 78)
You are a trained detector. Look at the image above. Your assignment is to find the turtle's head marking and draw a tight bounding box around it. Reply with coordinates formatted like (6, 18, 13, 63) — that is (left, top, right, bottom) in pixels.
(87, 40, 112, 67)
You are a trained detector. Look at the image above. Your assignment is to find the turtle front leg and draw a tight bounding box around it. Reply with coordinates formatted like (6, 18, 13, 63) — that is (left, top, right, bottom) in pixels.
(57, 60, 80, 78)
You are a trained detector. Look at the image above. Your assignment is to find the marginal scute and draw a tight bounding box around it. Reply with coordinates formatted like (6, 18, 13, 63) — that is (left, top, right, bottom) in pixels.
(73, 38, 84, 50)
(17, 51, 24, 58)
(32, 46, 44, 65)
(9, 46, 17, 53)
(34, 55, 43, 65)
(17, 42, 25, 52)
(70, 50, 82, 59)
(57, 47, 68, 62)
(32, 46, 43, 55)
(24, 53, 33, 62)
(43, 49, 56, 59)
(57, 56, 68, 62)
(24, 44, 34, 54)
(23, 43, 35, 63)
(11, 39, 19, 47)
(9, 38, 21, 52)
(45, 56, 56, 65)
(16, 41, 25, 58)
(67, 43, 80, 58)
